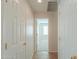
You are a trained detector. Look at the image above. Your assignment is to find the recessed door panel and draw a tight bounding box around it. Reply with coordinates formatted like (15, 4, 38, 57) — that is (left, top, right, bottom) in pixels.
(2, 0, 17, 59)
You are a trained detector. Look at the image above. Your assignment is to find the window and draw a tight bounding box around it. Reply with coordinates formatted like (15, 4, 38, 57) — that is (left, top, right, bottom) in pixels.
(43, 26, 48, 35)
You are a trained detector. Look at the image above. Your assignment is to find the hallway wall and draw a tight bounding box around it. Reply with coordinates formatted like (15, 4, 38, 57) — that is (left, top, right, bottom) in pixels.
(48, 12, 58, 52)
(58, 0, 77, 59)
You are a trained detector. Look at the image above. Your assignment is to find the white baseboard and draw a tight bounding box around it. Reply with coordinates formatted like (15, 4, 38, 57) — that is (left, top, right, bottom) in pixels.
(36, 50, 58, 53)
(49, 51, 58, 53)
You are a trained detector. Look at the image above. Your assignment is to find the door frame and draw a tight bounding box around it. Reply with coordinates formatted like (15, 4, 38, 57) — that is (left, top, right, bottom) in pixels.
(34, 18, 49, 52)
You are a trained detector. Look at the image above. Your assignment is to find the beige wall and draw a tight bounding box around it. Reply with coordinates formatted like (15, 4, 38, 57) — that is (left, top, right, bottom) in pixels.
(48, 12, 58, 52)
(34, 11, 58, 52)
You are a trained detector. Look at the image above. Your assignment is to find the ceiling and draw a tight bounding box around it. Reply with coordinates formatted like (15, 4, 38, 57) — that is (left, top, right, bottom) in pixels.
(27, 0, 57, 12)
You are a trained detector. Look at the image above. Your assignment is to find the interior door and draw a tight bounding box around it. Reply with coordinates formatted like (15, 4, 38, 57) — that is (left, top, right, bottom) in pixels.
(2, 0, 17, 59)
(2, 0, 34, 59)
(16, 1, 34, 59)
(16, 2, 27, 59)
(38, 23, 48, 51)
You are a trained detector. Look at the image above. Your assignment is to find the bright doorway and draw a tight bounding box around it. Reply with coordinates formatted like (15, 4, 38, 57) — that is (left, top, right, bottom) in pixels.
(37, 18, 48, 52)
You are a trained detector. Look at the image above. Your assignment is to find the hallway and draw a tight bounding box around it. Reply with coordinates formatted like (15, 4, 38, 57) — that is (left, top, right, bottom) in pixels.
(1, 0, 77, 59)
(33, 52, 58, 59)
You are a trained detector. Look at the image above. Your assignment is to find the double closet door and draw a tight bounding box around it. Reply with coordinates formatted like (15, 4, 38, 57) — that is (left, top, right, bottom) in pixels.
(2, 0, 34, 59)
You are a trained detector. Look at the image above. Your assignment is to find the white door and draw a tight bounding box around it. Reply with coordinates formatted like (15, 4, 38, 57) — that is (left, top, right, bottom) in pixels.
(37, 19, 48, 51)
(16, 2, 27, 59)
(2, 0, 17, 59)
(2, 0, 27, 59)
(2, 0, 34, 59)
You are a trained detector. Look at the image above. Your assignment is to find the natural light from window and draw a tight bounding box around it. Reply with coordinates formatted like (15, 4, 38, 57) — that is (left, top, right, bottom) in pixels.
(43, 26, 48, 35)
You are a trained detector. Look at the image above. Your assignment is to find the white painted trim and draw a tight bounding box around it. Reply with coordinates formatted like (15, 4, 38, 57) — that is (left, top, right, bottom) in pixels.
(49, 51, 58, 53)
(37, 50, 49, 51)
(37, 50, 58, 53)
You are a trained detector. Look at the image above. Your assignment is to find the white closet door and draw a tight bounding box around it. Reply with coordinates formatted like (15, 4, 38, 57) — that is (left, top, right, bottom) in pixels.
(2, 0, 17, 59)
(16, 22, 26, 59)
(2, 0, 34, 59)
(26, 12, 34, 59)
(16, 2, 27, 59)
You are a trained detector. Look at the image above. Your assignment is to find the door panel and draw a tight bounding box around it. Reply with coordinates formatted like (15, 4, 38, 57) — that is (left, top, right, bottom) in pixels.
(2, 0, 34, 59)
(16, 3, 26, 59)
(2, 0, 17, 59)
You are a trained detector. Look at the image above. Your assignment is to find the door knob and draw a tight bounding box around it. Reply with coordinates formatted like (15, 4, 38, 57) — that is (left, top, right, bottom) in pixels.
(23, 42, 26, 46)
(5, 43, 7, 50)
